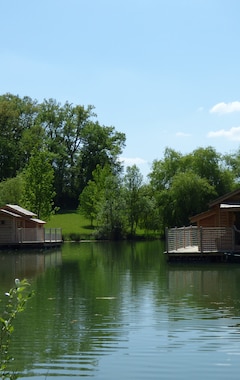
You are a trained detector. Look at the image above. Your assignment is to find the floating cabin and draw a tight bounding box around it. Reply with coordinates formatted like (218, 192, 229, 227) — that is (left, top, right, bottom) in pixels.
(0, 204, 62, 249)
(165, 188, 240, 262)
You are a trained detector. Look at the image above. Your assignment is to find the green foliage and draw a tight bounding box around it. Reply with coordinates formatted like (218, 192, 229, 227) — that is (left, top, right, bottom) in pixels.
(186, 146, 233, 195)
(21, 149, 56, 220)
(79, 180, 100, 226)
(79, 165, 128, 240)
(0, 94, 39, 182)
(38, 99, 97, 206)
(138, 185, 161, 234)
(95, 174, 127, 240)
(38, 99, 126, 207)
(149, 147, 183, 191)
(149, 146, 235, 229)
(68, 232, 81, 242)
(0, 176, 23, 206)
(123, 165, 144, 236)
(0, 279, 33, 380)
(2, 92, 240, 235)
(79, 164, 113, 226)
(77, 122, 126, 191)
(224, 149, 240, 186)
(167, 171, 217, 226)
(0, 93, 126, 209)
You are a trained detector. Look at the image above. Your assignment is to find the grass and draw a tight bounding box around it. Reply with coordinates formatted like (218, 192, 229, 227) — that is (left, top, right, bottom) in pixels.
(45, 210, 96, 240)
(46, 210, 160, 241)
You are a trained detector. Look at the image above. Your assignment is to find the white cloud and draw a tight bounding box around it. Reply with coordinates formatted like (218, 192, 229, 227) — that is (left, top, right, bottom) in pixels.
(210, 101, 240, 114)
(176, 132, 191, 137)
(208, 126, 240, 141)
(120, 157, 147, 166)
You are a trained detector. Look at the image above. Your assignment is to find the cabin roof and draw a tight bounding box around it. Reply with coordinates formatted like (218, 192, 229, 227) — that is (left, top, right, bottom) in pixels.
(31, 218, 46, 224)
(0, 209, 21, 218)
(220, 203, 240, 209)
(0, 205, 46, 224)
(5, 204, 37, 217)
(190, 188, 240, 224)
(209, 188, 240, 207)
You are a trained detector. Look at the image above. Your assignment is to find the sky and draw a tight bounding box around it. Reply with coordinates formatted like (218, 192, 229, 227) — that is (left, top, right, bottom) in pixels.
(1, 0, 240, 178)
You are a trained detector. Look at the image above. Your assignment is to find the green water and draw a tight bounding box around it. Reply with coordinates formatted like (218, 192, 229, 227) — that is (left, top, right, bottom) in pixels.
(1, 241, 240, 379)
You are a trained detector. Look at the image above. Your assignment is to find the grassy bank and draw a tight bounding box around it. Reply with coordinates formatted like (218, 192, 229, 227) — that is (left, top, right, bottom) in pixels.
(45, 210, 95, 241)
(46, 210, 160, 241)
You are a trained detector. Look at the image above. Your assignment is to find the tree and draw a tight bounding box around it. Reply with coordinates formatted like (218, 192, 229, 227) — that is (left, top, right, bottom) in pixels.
(21, 150, 56, 220)
(123, 165, 144, 236)
(79, 164, 115, 227)
(186, 146, 234, 196)
(0, 175, 23, 205)
(0, 93, 39, 181)
(138, 184, 162, 235)
(148, 147, 183, 191)
(166, 171, 217, 227)
(80, 165, 127, 239)
(78, 180, 99, 226)
(223, 149, 240, 186)
(148, 146, 235, 230)
(38, 99, 125, 208)
(77, 122, 126, 193)
(96, 174, 126, 240)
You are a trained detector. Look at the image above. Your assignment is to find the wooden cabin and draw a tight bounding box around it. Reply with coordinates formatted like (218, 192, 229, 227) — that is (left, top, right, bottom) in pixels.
(165, 189, 240, 261)
(189, 188, 240, 229)
(0, 204, 62, 248)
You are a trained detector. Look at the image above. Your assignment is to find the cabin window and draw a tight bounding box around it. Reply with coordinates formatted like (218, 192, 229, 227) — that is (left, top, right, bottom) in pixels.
(1, 220, 5, 225)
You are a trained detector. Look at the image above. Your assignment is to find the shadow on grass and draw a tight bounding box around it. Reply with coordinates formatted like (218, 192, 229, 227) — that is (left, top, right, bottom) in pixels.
(57, 209, 78, 214)
(82, 225, 95, 230)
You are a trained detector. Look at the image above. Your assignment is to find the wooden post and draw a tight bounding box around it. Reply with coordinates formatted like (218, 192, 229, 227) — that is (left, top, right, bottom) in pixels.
(165, 227, 169, 254)
(232, 226, 235, 252)
(175, 226, 178, 250)
(200, 227, 203, 254)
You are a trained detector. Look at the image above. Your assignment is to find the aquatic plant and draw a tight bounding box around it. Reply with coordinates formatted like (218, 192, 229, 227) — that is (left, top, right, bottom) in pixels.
(0, 279, 33, 380)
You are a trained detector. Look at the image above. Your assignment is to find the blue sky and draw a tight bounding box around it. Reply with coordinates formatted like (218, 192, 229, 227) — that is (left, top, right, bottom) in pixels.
(1, 0, 240, 177)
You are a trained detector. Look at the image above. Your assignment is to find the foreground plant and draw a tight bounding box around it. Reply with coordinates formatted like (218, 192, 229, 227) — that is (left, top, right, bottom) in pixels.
(0, 279, 33, 380)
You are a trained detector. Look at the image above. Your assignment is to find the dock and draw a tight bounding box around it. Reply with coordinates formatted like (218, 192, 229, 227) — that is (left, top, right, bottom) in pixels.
(0, 228, 62, 250)
(0, 205, 62, 250)
(165, 226, 240, 262)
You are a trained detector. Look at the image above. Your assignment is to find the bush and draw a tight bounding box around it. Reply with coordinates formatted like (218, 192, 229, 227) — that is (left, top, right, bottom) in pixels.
(0, 279, 33, 379)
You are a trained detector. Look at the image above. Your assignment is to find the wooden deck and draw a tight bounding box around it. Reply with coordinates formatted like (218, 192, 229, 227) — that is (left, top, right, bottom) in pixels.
(165, 226, 240, 262)
(0, 241, 62, 249)
(166, 246, 226, 262)
(0, 228, 62, 250)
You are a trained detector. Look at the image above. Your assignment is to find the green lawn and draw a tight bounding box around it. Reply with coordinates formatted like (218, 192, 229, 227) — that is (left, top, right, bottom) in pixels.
(46, 210, 159, 241)
(45, 211, 95, 240)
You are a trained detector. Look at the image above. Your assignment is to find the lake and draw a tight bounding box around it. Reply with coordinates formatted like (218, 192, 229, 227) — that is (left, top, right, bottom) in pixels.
(1, 240, 240, 379)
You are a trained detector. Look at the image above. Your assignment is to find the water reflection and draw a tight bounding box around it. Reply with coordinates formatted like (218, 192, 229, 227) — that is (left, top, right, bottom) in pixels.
(167, 263, 240, 315)
(0, 249, 62, 288)
(1, 241, 240, 379)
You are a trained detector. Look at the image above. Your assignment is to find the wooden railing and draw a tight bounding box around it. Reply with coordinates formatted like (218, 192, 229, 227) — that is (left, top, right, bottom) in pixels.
(165, 226, 235, 253)
(17, 228, 62, 243)
(44, 228, 62, 242)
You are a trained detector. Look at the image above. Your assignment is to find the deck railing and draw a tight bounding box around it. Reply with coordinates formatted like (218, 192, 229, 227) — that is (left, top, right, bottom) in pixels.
(44, 228, 62, 242)
(165, 226, 235, 253)
(17, 228, 62, 243)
